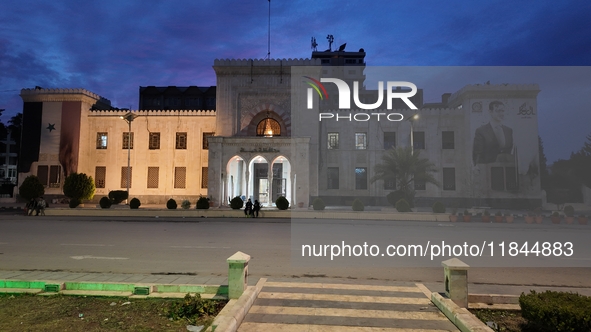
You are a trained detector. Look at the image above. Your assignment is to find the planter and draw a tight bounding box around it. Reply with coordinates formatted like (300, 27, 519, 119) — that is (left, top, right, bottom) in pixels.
(494, 215, 504, 223)
(551, 216, 561, 224)
(565, 216, 574, 224)
(505, 215, 514, 223)
(535, 215, 544, 224)
(481, 215, 491, 223)
(579, 216, 588, 225)
(463, 215, 472, 222)
(449, 215, 458, 222)
(524, 215, 534, 224)
(297, 202, 304, 208)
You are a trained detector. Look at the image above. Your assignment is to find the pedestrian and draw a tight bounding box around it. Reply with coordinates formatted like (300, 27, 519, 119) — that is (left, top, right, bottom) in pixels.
(26, 198, 37, 216)
(244, 198, 253, 217)
(253, 199, 261, 218)
(36, 197, 47, 216)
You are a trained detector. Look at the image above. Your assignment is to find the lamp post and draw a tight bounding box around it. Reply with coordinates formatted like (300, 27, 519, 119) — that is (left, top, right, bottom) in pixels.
(407, 113, 419, 155)
(120, 112, 138, 204)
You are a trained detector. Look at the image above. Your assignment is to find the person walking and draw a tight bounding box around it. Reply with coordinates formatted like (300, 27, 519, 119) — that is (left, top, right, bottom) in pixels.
(26, 198, 37, 216)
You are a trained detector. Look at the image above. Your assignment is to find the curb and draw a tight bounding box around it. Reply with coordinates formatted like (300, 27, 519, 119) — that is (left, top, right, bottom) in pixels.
(431, 292, 494, 332)
(208, 278, 266, 332)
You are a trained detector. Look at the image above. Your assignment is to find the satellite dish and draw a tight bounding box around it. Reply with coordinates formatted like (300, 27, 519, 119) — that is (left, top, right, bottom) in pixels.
(338, 43, 346, 51)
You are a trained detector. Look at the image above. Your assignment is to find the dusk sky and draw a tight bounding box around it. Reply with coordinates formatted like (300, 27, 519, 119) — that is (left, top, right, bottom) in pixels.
(1, 0, 590, 162)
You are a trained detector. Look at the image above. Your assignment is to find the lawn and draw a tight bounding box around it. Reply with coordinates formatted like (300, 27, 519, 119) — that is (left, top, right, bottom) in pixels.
(0, 293, 226, 332)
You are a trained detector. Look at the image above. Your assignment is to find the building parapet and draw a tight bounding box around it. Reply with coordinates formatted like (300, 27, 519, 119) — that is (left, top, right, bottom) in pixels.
(214, 58, 321, 66)
(88, 109, 216, 116)
(20, 88, 111, 105)
(448, 83, 540, 106)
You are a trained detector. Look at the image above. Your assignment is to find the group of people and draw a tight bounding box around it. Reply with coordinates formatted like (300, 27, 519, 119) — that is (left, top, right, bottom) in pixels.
(26, 197, 47, 216)
(244, 198, 261, 218)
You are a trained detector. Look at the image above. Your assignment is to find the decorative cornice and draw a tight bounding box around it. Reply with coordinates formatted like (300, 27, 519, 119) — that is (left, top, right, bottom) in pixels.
(89, 109, 216, 116)
(214, 58, 320, 66)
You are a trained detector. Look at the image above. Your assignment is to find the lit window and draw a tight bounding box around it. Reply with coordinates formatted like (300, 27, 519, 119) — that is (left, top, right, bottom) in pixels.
(96, 132, 108, 149)
(328, 133, 339, 149)
(355, 133, 367, 150)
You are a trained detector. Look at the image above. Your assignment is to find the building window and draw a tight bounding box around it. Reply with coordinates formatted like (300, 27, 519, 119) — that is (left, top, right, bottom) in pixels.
(186, 98, 201, 108)
(384, 132, 396, 150)
(95, 166, 106, 188)
(355, 133, 367, 150)
(96, 132, 108, 149)
(355, 167, 367, 190)
(121, 167, 132, 188)
(414, 176, 426, 190)
(384, 177, 396, 190)
(206, 97, 216, 108)
(327, 167, 339, 189)
(176, 132, 187, 149)
(413, 131, 425, 150)
(48, 166, 60, 187)
(174, 167, 186, 189)
(147, 167, 159, 189)
(203, 132, 214, 149)
(37, 165, 48, 186)
(328, 133, 339, 149)
(442, 131, 454, 149)
(202, 167, 208, 188)
(443, 168, 456, 191)
(149, 132, 160, 150)
(122, 132, 134, 149)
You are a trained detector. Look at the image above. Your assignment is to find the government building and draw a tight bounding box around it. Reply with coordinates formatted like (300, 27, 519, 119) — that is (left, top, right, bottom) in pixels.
(17, 49, 542, 209)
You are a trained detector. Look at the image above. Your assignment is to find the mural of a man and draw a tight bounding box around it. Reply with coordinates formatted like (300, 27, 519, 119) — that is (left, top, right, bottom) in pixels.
(472, 101, 513, 165)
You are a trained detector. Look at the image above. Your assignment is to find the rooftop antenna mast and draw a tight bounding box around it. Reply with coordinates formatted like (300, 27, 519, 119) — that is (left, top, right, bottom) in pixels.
(266, 0, 271, 59)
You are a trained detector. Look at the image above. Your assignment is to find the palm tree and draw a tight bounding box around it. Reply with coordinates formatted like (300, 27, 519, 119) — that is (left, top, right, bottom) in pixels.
(371, 146, 439, 206)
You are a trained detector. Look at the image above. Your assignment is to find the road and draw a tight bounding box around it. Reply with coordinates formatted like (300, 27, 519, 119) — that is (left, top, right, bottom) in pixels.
(1, 215, 590, 288)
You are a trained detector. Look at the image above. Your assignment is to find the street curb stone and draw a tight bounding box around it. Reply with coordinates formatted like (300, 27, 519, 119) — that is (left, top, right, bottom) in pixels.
(432, 292, 494, 332)
(208, 278, 266, 332)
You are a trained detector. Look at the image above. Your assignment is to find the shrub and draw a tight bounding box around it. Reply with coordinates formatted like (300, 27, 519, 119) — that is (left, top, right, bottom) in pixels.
(69, 198, 81, 208)
(495, 211, 502, 216)
(395, 199, 411, 212)
(386, 190, 415, 208)
(432, 201, 445, 213)
(167, 198, 177, 209)
(483, 209, 490, 216)
(196, 196, 209, 209)
(312, 197, 326, 210)
(99, 196, 112, 209)
(275, 196, 289, 210)
(19, 175, 45, 201)
(519, 290, 591, 332)
(552, 211, 560, 217)
(181, 200, 191, 209)
(463, 209, 472, 216)
(230, 196, 243, 210)
(129, 197, 141, 209)
(109, 190, 128, 204)
(276, 196, 289, 210)
(168, 293, 226, 325)
(352, 198, 364, 211)
(63, 172, 95, 201)
(564, 205, 575, 217)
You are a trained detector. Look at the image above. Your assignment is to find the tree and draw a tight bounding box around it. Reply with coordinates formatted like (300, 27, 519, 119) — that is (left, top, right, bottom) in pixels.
(63, 172, 96, 201)
(538, 136, 549, 189)
(19, 175, 44, 201)
(370, 147, 439, 206)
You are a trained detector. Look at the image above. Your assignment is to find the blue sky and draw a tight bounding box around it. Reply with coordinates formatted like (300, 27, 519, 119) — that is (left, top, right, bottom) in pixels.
(1, 0, 590, 161)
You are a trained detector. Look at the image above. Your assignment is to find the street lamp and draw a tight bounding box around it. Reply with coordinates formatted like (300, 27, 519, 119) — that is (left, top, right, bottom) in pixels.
(120, 112, 138, 204)
(407, 113, 419, 155)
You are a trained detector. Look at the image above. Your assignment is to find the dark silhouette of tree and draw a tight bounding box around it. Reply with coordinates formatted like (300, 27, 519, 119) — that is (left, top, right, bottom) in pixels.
(370, 147, 439, 206)
(539, 136, 549, 189)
